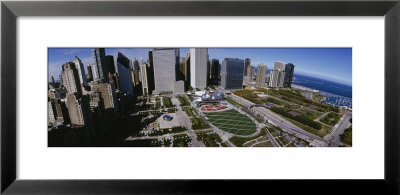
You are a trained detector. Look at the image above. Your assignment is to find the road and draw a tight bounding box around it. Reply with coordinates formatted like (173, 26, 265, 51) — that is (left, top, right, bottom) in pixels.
(324, 111, 352, 146)
(228, 94, 326, 145)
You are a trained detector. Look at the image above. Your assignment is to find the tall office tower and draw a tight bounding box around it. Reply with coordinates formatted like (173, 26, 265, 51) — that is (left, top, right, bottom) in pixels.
(147, 51, 155, 94)
(274, 61, 285, 71)
(190, 48, 208, 90)
(152, 48, 179, 93)
(284, 63, 295, 88)
(61, 62, 82, 96)
(180, 53, 190, 83)
(269, 69, 285, 88)
(72, 56, 87, 85)
(139, 58, 144, 65)
(90, 63, 100, 82)
(87, 65, 93, 82)
(48, 100, 57, 125)
(140, 63, 149, 95)
(247, 65, 255, 83)
(50, 76, 55, 84)
(92, 48, 109, 82)
(92, 82, 119, 112)
(132, 58, 141, 85)
(66, 94, 92, 126)
(210, 59, 220, 81)
(116, 52, 133, 96)
(221, 58, 245, 90)
(105, 55, 116, 74)
(244, 58, 251, 76)
(207, 58, 211, 81)
(255, 64, 267, 88)
(175, 49, 180, 80)
(66, 94, 94, 140)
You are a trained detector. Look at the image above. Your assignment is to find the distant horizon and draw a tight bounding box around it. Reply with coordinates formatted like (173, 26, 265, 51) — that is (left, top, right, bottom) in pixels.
(48, 48, 352, 85)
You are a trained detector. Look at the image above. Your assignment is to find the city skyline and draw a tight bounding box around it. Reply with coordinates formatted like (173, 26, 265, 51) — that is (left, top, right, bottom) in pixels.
(48, 48, 352, 85)
(48, 47, 352, 147)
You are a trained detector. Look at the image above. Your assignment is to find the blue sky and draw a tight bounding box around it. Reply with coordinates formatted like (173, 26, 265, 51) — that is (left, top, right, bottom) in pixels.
(48, 48, 352, 85)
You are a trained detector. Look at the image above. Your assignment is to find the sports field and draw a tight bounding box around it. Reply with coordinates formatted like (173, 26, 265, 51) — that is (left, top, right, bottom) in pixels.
(203, 109, 257, 135)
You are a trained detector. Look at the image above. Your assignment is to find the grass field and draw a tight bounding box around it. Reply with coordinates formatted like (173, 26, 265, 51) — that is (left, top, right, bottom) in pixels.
(204, 109, 257, 135)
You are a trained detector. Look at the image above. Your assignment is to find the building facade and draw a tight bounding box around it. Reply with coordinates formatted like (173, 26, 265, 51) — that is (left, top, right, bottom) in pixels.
(92, 82, 119, 112)
(116, 52, 133, 96)
(92, 48, 109, 82)
(255, 63, 267, 88)
(269, 69, 285, 88)
(72, 56, 87, 85)
(284, 63, 295, 88)
(247, 65, 255, 84)
(221, 58, 245, 90)
(61, 62, 82, 95)
(244, 58, 251, 76)
(152, 48, 179, 93)
(190, 48, 208, 90)
(274, 61, 285, 71)
(173, 80, 185, 94)
(210, 59, 220, 81)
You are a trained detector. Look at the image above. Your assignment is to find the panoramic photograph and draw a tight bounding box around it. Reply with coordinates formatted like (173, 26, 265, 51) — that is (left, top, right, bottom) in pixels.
(48, 48, 352, 147)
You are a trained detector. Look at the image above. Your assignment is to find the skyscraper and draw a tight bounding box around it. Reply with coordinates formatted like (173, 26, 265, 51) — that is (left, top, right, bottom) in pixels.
(132, 58, 141, 85)
(90, 63, 100, 82)
(152, 48, 179, 93)
(255, 64, 267, 88)
(72, 56, 87, 85)
(116, 52, 133, 96)
(92, 48, 109, 82)
(269, 69, 285, 88)
(87, 65, 93, 82)
(221, 58, 244, 89)
(247, 65, 255, 83)
(274, 61, 285, 71)
(190, 48, 208, 89)
(66, 93, 94, 142)
(244, 58, 251, 76)
(105, 55, 116, 74)
(147, 51, 155, 94)
(210, 59, 220, 81)
(61, 62, 82, 96)
(284, 63, 295, 88)
(179, 52, 191, 89)
(140, 63, 150, 96)
(92, 82, 119, 112)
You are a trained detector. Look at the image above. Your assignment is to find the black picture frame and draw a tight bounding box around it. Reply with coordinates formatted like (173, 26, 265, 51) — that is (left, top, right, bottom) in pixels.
(1, 0, 399, 194)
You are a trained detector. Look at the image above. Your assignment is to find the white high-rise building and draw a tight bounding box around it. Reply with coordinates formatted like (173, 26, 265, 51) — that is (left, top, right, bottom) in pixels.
(190, 48, 208, 90)
(72, 56, 87, 85)
(255, 63, 267, 88)
(269, 69, 285, 88)
(90, 63, 100, 82)
(274, 61, 285, 71)
(152, 48, 179, 93)
(61, 62, 82, 95)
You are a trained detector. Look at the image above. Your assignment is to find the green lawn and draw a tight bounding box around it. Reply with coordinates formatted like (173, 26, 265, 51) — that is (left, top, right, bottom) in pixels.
(229, 128, 266, 147)
(204, 109, 257, 135)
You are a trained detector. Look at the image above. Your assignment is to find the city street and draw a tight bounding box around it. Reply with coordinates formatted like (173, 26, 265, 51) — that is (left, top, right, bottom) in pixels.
(324, 111, 352, 146)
